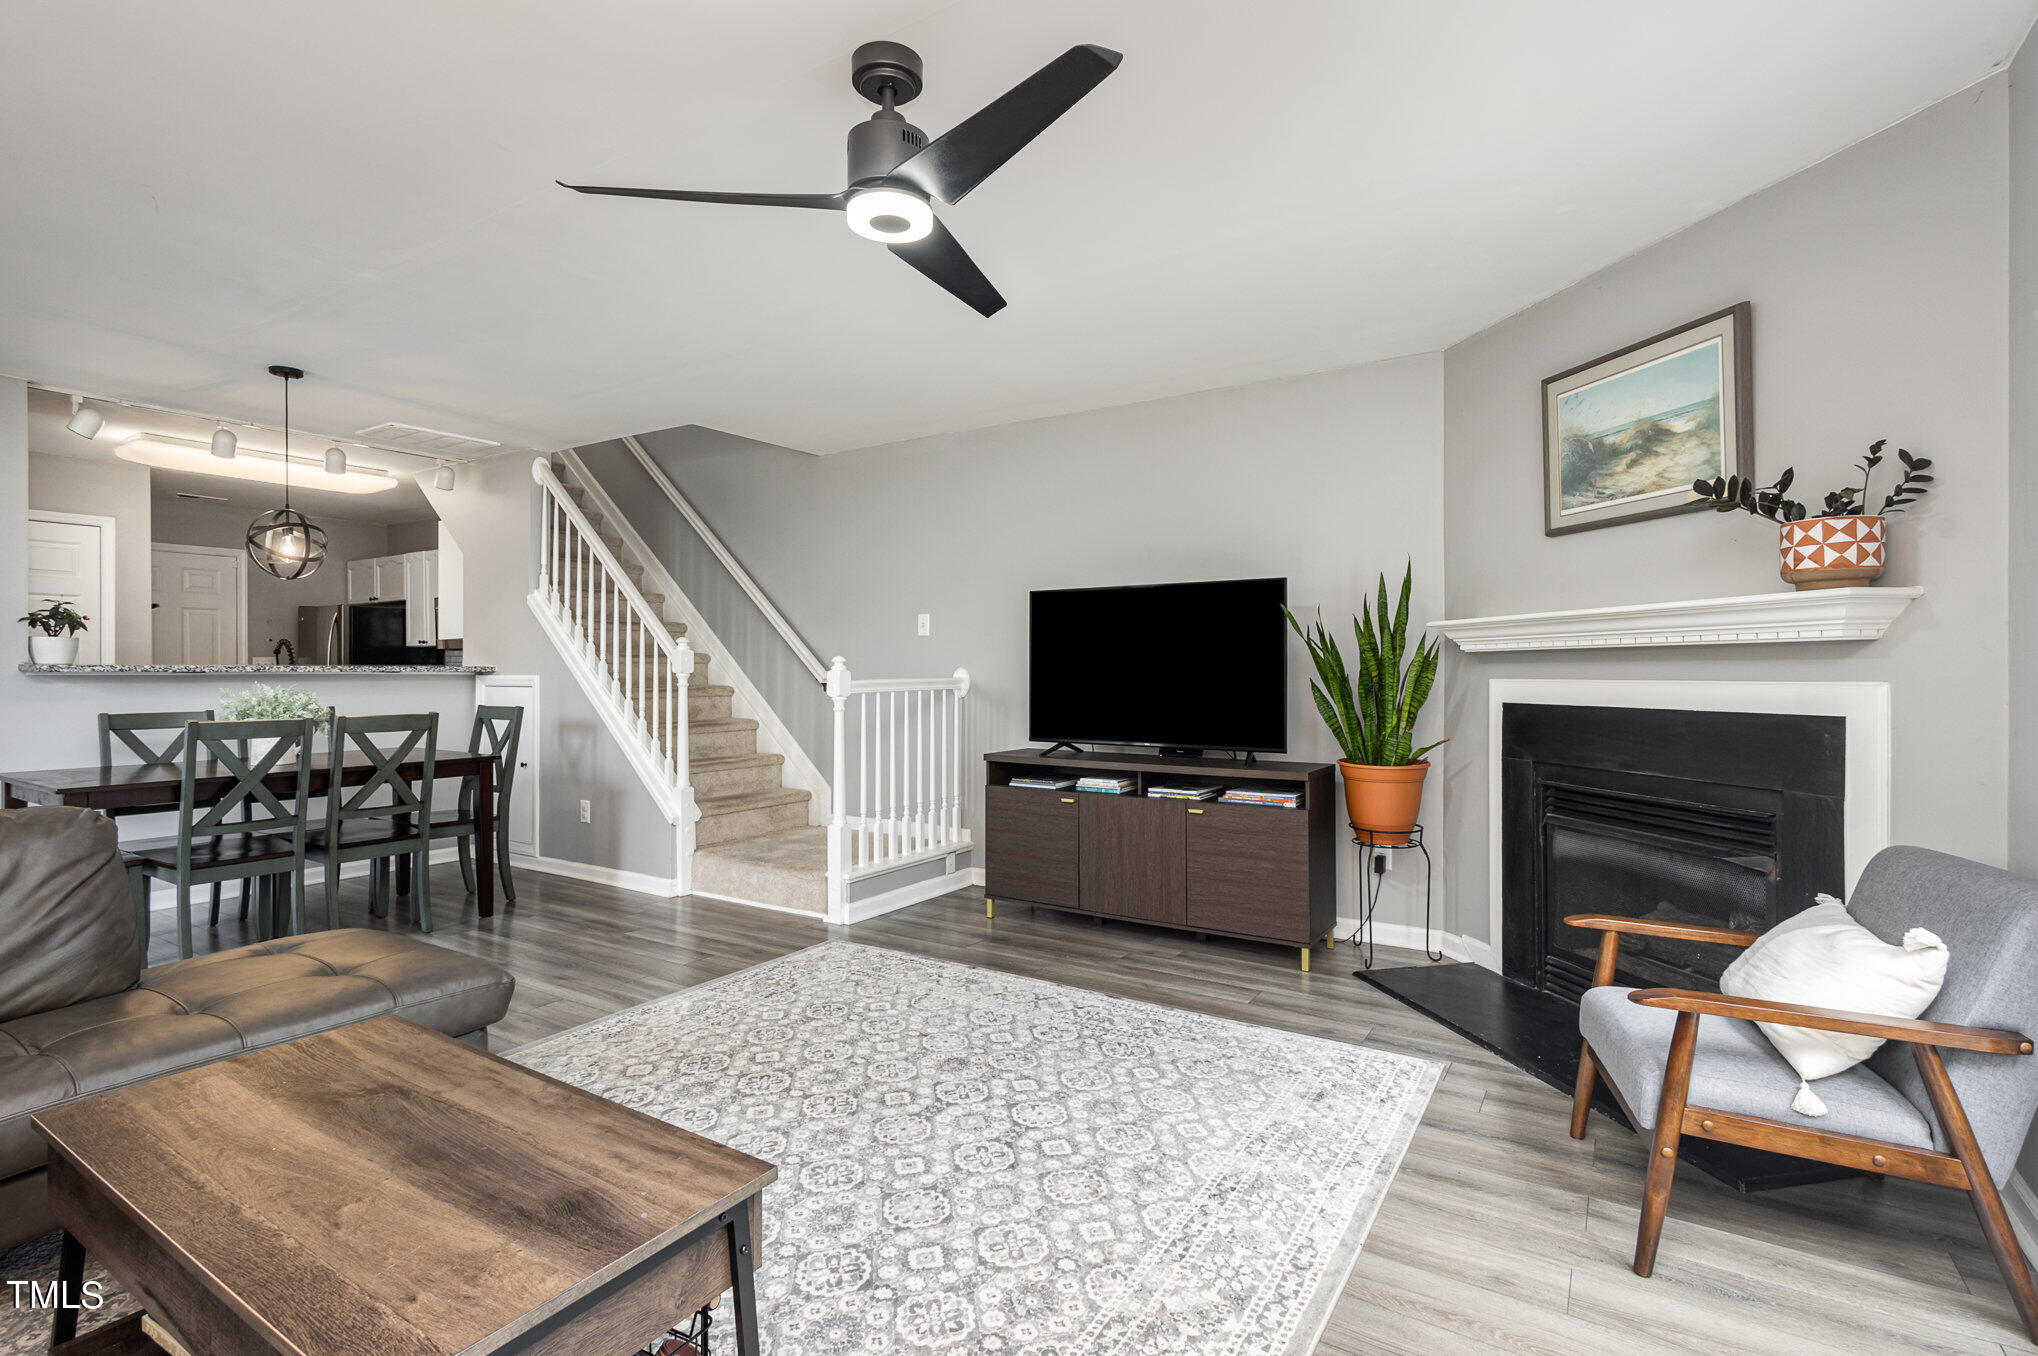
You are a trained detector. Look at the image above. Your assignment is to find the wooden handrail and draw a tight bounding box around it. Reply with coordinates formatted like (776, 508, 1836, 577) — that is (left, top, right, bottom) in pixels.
(1628, 988, 2035, 1055)
(617, 434, 828, 686)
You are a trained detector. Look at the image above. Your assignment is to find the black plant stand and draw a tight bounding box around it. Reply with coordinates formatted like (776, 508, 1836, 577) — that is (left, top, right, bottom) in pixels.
(1345, 823, 1439, 969)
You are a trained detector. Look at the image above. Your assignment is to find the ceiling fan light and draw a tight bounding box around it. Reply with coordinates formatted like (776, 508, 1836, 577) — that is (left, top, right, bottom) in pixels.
(846, 188, 932, 243)
(211, 425, 237, 458)
(65, 398, 104, 440)
(325, 444, 346, 475)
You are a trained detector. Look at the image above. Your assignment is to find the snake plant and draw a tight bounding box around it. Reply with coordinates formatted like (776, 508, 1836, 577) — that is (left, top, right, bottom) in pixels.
(1285, 563, 1444, 767)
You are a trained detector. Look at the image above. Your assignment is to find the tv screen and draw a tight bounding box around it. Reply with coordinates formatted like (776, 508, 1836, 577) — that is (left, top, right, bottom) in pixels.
(1029, 577, 1288, 753)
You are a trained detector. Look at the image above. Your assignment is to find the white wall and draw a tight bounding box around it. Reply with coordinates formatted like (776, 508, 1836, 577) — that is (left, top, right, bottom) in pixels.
(1437, 77, 2012, 948)
(27, 451, 152, 664)
(150, 494, 388, 664)
(586, 354, 1450, 934)
(2010, 48, 2038, 882)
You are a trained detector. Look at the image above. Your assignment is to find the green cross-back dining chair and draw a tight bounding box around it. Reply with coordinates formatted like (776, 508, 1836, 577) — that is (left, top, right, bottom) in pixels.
(122, 718, 318, 959)
(308, 713, 438, 933)
(427, 704, 523, 902)
(98, 710, 253, 942)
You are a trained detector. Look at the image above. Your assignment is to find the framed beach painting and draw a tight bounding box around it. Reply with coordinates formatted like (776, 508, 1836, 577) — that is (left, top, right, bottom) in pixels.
(1542, 302, 1752, 536)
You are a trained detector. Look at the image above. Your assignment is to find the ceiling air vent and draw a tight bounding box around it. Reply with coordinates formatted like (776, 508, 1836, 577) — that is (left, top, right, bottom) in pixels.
(354, 422, 502, 455)
(175, 491, 232, 503)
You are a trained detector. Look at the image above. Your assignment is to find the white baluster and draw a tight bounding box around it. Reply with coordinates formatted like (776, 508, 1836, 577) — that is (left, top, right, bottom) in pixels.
(826, 657, 849, 920)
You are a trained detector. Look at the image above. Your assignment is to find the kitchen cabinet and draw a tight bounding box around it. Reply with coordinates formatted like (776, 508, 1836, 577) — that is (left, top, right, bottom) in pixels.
(345, 550, 442, 645)
(347, 554, 410, 603)
(347, 559, 376, 605)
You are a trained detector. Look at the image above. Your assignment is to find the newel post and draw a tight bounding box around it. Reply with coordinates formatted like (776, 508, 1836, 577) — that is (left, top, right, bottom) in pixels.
(826, 656, 851, 922)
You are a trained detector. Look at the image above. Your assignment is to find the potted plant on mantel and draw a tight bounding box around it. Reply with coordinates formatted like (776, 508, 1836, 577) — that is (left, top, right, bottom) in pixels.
(20, 599, 89, 665)
(1693, 439, 1935, 590)
(1286, 564, 1444, 845)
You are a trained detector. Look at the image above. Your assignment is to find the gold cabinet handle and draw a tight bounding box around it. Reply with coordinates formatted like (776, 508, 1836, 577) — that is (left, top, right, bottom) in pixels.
(1060, 797, 1075, 803)
(1187, 808, 1205, 814)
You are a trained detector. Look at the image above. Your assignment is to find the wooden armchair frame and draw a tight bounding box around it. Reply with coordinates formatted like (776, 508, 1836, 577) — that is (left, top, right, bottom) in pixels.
(1565, 913, 2038, 1341)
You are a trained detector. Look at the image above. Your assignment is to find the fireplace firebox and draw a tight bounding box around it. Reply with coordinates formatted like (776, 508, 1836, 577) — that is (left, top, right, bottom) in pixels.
(1501, 704, 1845, 1001)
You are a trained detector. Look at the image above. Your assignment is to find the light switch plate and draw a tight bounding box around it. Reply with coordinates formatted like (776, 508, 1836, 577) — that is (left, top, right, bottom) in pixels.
(917, 613, 931, 636)
(579, 799, 592, 824)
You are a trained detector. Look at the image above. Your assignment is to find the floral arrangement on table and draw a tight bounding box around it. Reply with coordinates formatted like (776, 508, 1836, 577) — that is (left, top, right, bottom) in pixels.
(20, 598, 90, 664)
(1692, 439, 1936, 590)
(218, 683, 330, 731)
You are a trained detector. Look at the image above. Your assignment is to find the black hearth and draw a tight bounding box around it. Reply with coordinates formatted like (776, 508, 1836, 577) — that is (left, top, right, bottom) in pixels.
(1502, 703, 1845, 1000)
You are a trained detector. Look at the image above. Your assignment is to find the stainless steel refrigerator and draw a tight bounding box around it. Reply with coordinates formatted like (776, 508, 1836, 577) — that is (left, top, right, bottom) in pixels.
(297, 605, 347, 665)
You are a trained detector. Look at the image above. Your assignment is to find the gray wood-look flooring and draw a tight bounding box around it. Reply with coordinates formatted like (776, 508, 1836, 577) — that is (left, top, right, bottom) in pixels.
(160, 867, 2038, 1355)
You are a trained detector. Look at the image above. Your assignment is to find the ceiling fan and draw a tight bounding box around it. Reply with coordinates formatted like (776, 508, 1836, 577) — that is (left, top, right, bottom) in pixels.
(558, 41, 1122, 317)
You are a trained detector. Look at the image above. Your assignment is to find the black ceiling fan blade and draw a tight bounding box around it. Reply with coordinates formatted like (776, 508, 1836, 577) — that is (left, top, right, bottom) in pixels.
(889, 217, 1006, 317)
(890, 44, 1122, 205)
(557, 183, 849, 210)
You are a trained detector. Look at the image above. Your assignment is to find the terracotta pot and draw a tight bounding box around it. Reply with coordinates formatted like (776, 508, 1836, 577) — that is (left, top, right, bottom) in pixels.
(1779, 514, 1886, 591)
(1338, 760, 1430, 846)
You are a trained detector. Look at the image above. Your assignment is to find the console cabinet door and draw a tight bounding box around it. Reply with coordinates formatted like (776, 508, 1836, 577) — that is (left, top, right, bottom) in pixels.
(984, 786, 1080, 908)
(1079, 795, 1185, 924)
(1185, 804, 1312, 941)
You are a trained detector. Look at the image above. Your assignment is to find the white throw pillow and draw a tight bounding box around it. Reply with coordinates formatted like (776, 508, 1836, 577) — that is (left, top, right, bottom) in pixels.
(1718, 895, 1948, 1116)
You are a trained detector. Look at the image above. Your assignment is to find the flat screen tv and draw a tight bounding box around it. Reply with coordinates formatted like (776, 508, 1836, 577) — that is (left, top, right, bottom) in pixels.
(1029, 577, 1287, 755)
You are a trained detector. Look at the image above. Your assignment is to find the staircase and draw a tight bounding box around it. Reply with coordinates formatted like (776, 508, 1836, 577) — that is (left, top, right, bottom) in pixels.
(530, 448, 972, 922)
(531, 454, 828, 914)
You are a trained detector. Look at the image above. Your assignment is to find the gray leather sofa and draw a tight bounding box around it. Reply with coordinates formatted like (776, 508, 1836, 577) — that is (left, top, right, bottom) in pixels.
(0, 806, 515, 1248)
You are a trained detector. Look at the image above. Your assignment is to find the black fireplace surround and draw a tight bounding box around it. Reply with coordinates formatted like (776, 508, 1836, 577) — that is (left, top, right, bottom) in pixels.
(1502, 704, 1846, 1003)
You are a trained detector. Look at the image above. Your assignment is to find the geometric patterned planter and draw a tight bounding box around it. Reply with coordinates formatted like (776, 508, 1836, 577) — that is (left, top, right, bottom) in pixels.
(1780, 514, 1886, 591)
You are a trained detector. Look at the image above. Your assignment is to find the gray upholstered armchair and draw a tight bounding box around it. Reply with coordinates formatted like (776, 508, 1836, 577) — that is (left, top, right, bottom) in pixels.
(1567, 846, 2038, 1343)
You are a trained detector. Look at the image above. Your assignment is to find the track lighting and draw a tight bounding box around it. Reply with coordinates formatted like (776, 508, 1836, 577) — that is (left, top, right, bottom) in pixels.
(65, 397, 103, 440)
(211, 424, 237, 458)
(434, 463, 455, 491)
(325, 444, 347, 475)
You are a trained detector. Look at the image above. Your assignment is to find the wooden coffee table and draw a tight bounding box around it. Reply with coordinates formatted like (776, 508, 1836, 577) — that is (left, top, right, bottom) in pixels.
(32, 1016, 774, 1356)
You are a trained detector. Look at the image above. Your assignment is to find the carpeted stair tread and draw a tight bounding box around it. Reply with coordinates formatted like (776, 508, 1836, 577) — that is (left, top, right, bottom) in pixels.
(692, 826, 829, 914)
(696, 786, 811, 815)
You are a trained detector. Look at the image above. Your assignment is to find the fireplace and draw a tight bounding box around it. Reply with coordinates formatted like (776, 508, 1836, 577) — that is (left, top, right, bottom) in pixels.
(1501, 703, 1846, 1001)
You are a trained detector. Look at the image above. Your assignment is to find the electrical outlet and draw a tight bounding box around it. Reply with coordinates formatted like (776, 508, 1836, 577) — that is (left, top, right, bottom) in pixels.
(1372, 853, 1393, 875)
(579, 799, 592, 824)
(917, 613, 931, 636)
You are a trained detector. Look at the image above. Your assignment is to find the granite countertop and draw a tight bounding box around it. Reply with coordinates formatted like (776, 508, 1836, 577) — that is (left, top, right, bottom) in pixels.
(18, 664, 498, 676)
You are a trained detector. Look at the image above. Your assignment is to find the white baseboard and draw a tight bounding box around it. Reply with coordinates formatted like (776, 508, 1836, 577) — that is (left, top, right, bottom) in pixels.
(510, 852, 681, 899)
(687, 887, 832, 920)
(144, 846, 461, 910)
(1337, 916, 1493, 967)
(969, 867, 986, 887)
(2007, 1172, 2038, 1262)
(845, 867, 979, 924)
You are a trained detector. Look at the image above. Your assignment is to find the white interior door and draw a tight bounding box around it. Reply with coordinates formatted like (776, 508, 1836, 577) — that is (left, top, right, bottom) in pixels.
(477, 675, 538, 857)
(27, 513, 112, 663)
(152, 546, 245, 665)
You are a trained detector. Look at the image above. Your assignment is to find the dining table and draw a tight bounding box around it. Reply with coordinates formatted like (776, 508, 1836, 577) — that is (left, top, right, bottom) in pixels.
(1, 746, 504, 917)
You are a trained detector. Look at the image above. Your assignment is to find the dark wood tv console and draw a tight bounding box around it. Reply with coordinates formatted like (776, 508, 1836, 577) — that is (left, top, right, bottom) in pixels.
(983, 749, 1338, 970)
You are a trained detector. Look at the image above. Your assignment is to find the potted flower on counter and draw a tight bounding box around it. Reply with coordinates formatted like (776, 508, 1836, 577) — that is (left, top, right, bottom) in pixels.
(20, 599, 89, 665)
(1285, 563, 1445, 845)
(1693, 439, 1935, 590)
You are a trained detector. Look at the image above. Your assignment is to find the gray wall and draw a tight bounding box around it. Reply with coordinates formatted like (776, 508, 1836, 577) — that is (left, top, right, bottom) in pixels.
(419, 455, 680, 881)
(1438, 76, 2012, 946)
(150, 495, 389, 664)
(588, 354, 1450, 932)
(27, 451, 153, 664)
(2011, 46, 2038, 881)
(385, 518, 439, 555)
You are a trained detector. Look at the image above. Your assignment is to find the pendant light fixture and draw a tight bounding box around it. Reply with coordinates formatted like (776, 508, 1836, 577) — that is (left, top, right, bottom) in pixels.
(244, 365, 327, 580)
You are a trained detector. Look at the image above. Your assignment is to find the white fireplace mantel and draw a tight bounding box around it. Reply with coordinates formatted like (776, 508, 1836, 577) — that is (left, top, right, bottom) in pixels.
(1429, 586, 1923, 653)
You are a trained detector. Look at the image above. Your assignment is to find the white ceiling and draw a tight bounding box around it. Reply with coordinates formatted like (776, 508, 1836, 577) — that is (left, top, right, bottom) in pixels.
(2, 1, 2032, 456)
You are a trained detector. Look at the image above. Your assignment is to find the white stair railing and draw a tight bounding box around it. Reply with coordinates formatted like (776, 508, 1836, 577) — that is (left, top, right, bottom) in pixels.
(825, 658, 972, 921)
(528, 458, 697, 880)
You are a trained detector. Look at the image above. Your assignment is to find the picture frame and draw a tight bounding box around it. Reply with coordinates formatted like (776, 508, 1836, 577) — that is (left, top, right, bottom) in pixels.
(1542, 301, 1752, 536)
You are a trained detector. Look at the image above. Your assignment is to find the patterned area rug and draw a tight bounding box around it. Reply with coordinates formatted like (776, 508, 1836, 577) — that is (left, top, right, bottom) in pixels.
(516, 942, 1440, 1355)
(0, 942, 1438, 1355)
